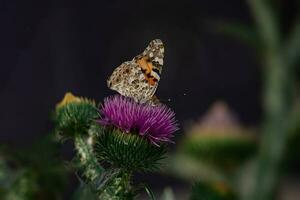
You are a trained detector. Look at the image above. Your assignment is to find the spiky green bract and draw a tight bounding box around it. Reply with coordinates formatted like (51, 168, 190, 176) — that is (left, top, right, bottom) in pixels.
(54, 101, 99, 138)
(94, 127, 167, 172)
(190, 181, 236, 200)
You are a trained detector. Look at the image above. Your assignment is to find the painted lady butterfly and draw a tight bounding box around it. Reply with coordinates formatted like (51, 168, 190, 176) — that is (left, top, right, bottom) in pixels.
(107, 39, 164, 105)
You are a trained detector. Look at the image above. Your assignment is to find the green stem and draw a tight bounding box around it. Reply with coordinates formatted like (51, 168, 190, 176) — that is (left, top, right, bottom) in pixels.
(245, 0, 294, 199)
(74, 131, 134, 199)
(74, 134, 104, 185)
(99, 170, 133, 200)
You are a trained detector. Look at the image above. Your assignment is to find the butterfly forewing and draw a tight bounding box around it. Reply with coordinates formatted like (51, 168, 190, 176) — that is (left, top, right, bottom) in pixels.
(107, 39, 164, 104)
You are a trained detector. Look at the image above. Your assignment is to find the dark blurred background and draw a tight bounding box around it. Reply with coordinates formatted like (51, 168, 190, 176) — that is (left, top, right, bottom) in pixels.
(1, 0, 265, 146)
(1, 0, 299, 199)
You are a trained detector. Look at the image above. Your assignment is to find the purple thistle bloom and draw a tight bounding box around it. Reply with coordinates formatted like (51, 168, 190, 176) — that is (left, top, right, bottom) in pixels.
(98, 95, 178, 145)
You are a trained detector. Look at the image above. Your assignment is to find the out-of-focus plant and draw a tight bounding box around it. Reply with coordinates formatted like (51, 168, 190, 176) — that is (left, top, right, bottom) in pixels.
(214, 0, 300, 199)
(164, 101, 256, 199)
(160, 187, 176, 200)
(283, 100, 300, 170)
(0, 135, 67, 200)
(72, 182, 98, 200)
(180, 102, 257, 170)
(245, 1, 299, 200)
(167, 102, 257, 169)
(190, 181, 236, 200)
(53, 92, 178, 199)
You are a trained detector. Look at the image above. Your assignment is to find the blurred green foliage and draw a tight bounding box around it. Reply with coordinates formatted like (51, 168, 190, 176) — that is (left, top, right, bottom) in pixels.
(181, 133, 257, 170)
(0, 135, 67, 200)
(190, 181, 236, 200)
(160, 187, 175, 200)
(72, 183, 98, 200)
(282, 102, 300, 170)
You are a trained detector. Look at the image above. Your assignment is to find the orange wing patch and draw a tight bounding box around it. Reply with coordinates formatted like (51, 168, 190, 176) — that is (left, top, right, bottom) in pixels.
(136, 56, 158, 86)
(137, 56, 152, 74)
(147, 77, 158, 86)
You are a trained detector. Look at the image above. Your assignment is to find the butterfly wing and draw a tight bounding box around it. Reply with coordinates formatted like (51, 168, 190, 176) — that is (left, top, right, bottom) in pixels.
(107, 39, 164, 104)
(138, 39, 164, 74)
(107, 61, 154, 103)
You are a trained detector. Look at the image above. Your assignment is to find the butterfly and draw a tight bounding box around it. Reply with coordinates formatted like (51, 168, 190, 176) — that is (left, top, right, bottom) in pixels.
(107, 39, 164, 105)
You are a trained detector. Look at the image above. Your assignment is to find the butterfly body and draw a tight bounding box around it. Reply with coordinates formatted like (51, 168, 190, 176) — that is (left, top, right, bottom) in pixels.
(107, 39, 164, 104)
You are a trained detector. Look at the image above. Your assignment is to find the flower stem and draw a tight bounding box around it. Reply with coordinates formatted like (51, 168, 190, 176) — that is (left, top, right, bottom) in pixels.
(75, 134, 133, 199)
(99, 170, 133, 200)
(74, 134, 104, 184)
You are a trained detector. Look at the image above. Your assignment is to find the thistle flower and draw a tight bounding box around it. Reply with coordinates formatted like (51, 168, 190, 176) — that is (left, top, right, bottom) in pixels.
(98, 95, 178, 145)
